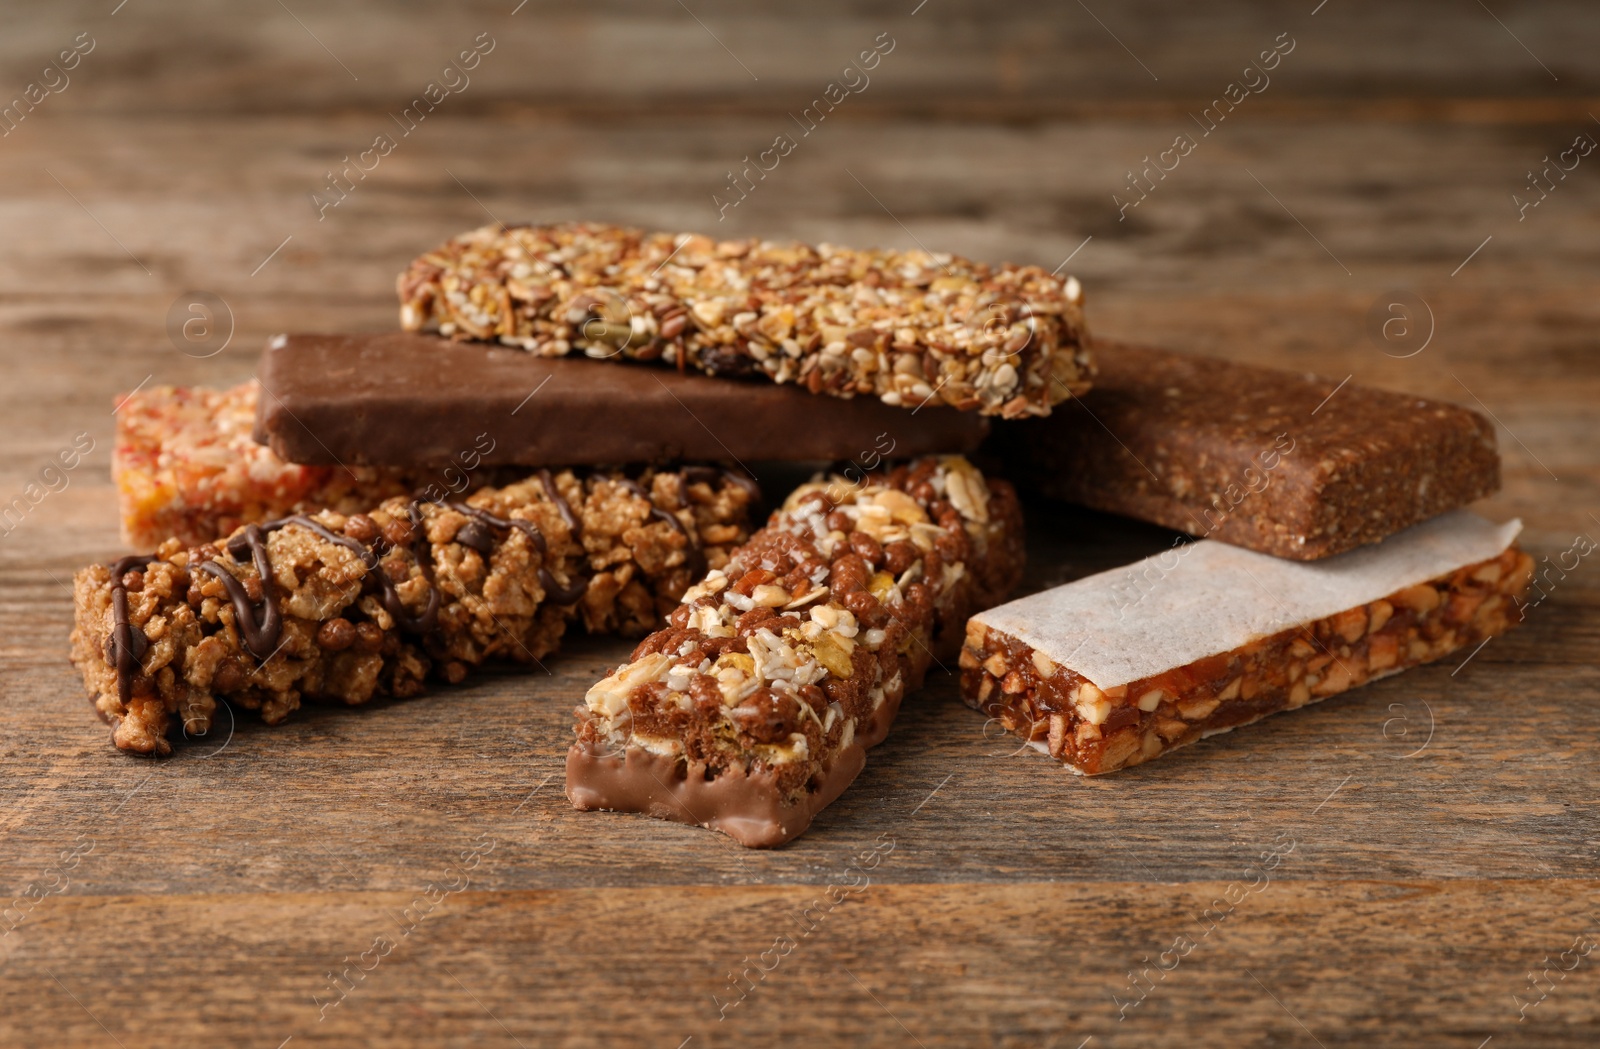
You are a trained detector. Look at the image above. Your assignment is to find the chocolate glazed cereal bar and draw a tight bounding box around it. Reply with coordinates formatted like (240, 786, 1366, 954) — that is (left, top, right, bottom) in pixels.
(71, 468, 756, 756)
(567, 456, 1025, 847)
(397, 222, 1093, 419)
(961, 511, 1532, 775)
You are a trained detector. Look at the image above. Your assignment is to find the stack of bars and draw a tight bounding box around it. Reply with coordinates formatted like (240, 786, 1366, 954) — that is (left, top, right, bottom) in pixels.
(68, 221, 1529, 847)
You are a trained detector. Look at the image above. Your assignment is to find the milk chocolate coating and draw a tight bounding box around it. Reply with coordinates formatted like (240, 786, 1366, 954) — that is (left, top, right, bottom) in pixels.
(254, 332, 988, 468)
(988, 341, 1501, 560)
(566, 739, 870, 849)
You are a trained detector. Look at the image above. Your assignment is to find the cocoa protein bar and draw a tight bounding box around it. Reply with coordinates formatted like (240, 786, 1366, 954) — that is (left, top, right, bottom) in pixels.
(567, 455, 1026, 847)
(987, 341, 1500, 559)
(961, 510, 1531, 774)
(397, 222, 1093, 419)
(72, 468, 756, 756)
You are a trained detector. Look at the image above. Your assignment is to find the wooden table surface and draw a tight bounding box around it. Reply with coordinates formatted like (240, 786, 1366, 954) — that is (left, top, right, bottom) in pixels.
(2, 3, 1598, 1046)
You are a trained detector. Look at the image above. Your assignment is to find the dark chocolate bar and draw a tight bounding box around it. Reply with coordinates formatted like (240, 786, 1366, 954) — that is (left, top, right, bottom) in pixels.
(255, 333, 988, 468)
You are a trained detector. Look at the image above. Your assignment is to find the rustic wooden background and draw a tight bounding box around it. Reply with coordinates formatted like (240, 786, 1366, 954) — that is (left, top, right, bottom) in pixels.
(2, 2, 1597, 1046)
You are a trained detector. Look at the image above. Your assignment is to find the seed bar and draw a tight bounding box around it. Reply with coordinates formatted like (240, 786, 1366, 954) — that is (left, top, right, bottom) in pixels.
(985, 341, 1501, 559)
(397, 222, 1093, 419)
(960, 510, 1531, 775)
(71, 468, 757, 756)
(566, 455, 1026, 847)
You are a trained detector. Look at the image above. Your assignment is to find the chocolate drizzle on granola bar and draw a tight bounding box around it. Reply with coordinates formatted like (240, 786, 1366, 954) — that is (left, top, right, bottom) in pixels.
(260, 507, 441, 634)
(538, 469, 583, 542)
(619, 477, 707, 578)
(199, 523, 285, 660)
(198, 504, 448, 671)
(103, 554, 157, 706)
(445, 502, 589, 604)
(681, 464, 761, 504)
(256, 512, 438, 633)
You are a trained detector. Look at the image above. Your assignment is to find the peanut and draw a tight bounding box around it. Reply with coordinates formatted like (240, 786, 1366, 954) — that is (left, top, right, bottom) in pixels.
(1332, 607, 1367, 644)
(1393, 583, 1441, 614)
(1099, 728, 1142, 770)
(1367, 634, 1399, 672)
(1312, 660, 1354, 696)
(1031, 650, 1057, 678)
(1154, 717, 1189, 742)
(1288, 680, 1311, 708)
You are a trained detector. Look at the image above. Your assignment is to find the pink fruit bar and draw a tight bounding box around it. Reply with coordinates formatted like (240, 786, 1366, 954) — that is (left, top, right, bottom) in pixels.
(113, 381, 416, 548)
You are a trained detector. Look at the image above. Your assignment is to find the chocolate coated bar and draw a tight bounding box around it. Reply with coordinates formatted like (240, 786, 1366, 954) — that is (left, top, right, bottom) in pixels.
(255, 332, 989, 468)
(988, 341, 1500, 559)
(567, 456, 1026, 847)
(961, 511, 1531, 774)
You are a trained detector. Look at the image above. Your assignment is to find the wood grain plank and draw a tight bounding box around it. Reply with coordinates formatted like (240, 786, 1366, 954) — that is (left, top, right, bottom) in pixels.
(3, 880, 1599, 1048)
(3, 0, 1594, 119)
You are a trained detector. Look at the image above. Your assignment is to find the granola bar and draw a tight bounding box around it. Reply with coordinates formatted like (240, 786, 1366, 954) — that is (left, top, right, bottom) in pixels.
(960, 511, 1532, 775)
(71, 468, 757, 756)
(113, 381, 424, 548)
(397, 222, 1093, 419)
(987, 341, 1501, 559)
(567, 455, 1026, 847)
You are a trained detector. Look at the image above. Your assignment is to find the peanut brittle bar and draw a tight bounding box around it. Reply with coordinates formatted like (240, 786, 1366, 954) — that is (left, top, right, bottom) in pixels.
(567, 456, 1025, 847)
(988, 341, 1501, 559)
(114, 380, 424, 548)
(71, 468, 756, 756)
(961, 511, 1532, 774)
(397, 222, 1093, 419)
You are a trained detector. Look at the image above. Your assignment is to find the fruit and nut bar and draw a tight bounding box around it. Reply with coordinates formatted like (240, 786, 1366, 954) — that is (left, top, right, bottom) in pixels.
(988, 341, 1501, 559)
(71, 468, 757, 757)
(114, 380, 426, 548)
(961, 511, 1530, 775)
(567, 455, 1026, 847)
(397, 222, 1093, 419)
(256, 332, 990, 467)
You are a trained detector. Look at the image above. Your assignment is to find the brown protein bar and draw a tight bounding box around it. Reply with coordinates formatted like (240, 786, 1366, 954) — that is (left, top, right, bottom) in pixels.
(397, 222, 1092, 419)
(71, 468, 756, 756)
(986, 341, 1501, 559)
(567, 455, 1025, 847)
(961, 511, 1531, 775)
(255, 332, 990, 467)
